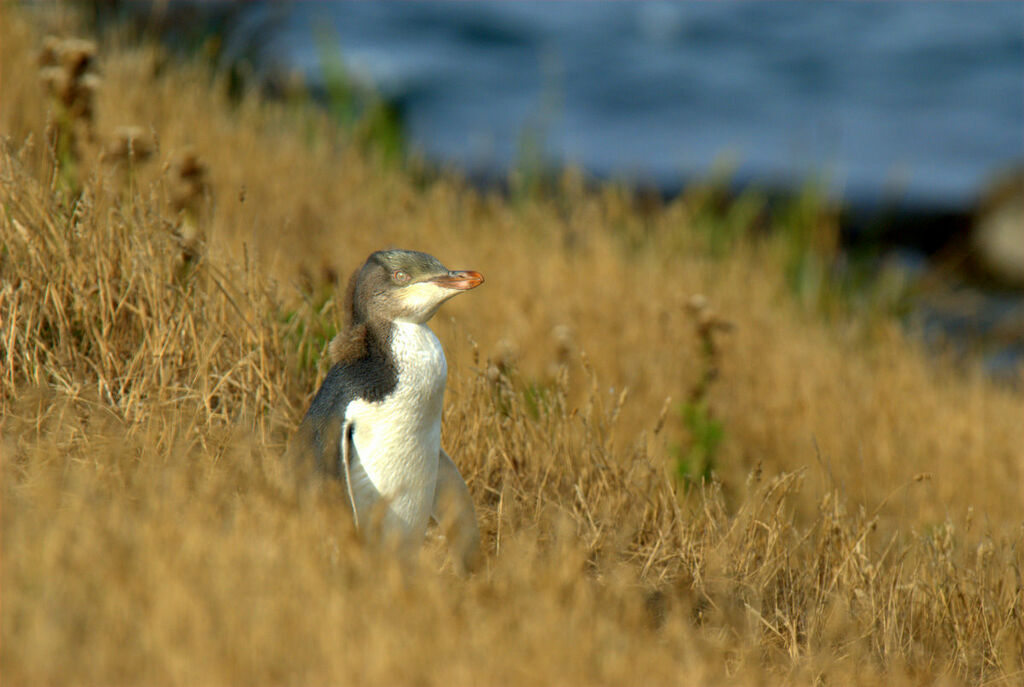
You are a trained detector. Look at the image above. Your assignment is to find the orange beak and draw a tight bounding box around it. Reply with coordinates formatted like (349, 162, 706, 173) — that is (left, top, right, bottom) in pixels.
(430, 270, 484, 290)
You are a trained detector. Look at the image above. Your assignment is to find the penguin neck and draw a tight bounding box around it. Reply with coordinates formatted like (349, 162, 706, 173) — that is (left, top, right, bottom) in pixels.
(361, 317, 394, 355)
(389, 320, 444, 363)
(360, 317, 446, 385)
(387, 320, 448, 399)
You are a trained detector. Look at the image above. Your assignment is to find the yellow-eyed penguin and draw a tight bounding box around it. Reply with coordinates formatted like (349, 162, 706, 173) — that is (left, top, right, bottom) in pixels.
(291, 249, 483, 572)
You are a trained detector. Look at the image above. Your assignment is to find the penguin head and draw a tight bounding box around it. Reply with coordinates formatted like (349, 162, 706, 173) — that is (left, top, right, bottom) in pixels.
(349, 249, 484, 325)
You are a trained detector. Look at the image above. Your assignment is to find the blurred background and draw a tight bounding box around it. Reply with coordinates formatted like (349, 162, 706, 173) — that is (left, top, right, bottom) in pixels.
(99, 0, 1024, 381)
(272, 3, 1023, 208)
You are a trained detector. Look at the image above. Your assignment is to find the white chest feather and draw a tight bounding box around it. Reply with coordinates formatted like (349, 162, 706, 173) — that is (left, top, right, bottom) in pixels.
(345, 322, 447, 540)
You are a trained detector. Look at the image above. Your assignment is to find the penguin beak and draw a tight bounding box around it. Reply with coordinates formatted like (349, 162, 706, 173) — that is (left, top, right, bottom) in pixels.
(430, 270, 484, 291)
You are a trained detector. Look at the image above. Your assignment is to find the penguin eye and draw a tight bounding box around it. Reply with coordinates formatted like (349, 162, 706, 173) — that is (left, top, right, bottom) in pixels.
(392, 270, 410, 284)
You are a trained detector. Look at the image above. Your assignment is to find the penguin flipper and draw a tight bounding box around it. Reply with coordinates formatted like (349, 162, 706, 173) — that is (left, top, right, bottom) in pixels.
(340, 419, 359, 528)
(289, 355, 367, 516)
(433, 449, 481, 573)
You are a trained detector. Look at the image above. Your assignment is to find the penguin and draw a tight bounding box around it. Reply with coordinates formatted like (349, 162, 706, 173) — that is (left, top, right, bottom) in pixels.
(291, 249, 483, 572)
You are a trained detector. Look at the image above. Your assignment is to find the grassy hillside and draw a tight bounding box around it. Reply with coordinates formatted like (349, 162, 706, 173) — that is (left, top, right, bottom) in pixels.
(2, 8, 1022, 685)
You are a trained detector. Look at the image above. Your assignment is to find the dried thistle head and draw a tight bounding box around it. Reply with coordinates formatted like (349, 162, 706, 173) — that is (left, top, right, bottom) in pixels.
(38, 36, 100, 124)
(102, 126, 155, 167)
(174, 216, 203, 269)
(685, 294, 735, 403)
(168, 149, 210, 268)
(546, 323, 575, 378)
(551, 324, 574, 365)
(686, 293, 734, 354)
(58, 38, 97, 78)
(169, 148, 210, 217)
(37, 35, 62, 68)
(494, 338, 519, 373)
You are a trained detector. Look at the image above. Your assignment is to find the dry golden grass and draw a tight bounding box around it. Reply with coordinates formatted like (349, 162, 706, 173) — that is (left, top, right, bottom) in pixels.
(2, 8, 1023, 685)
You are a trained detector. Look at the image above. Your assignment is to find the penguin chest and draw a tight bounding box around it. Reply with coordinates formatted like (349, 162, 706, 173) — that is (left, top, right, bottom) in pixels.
(346, 322, 448, 538)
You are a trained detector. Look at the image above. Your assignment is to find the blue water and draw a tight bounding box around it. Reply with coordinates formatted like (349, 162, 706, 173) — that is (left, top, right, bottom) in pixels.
(244, 1, 1024, 209)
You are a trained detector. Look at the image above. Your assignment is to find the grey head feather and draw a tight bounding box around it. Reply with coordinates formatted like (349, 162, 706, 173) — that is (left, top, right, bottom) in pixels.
(348, 249, 450, 325)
